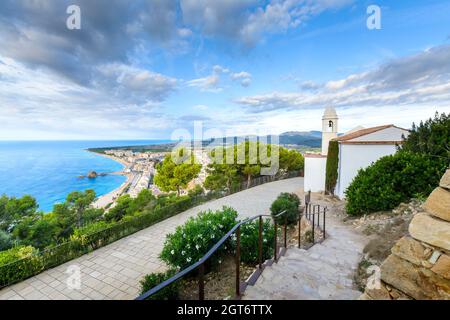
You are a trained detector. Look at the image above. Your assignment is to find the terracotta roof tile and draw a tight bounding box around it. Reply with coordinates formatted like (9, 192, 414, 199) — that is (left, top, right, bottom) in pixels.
(333, 124, 408, 142)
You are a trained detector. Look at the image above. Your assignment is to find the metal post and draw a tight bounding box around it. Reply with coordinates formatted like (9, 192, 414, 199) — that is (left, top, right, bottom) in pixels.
(235, 226, 241, 297)
(316, 206, 320, 227)
(309, 203, 312, 220)
(317, 206, 320, 227)
(312, 212, 315, 244)
(258, 216, 263, 270)
(273, 220, 278, 262)
(298, 208, 302, 249)
(198, 263, 205, 300)
(305, 203, 308, 220)
(323, 207, 327, 239)
(284, 216, 287, 248)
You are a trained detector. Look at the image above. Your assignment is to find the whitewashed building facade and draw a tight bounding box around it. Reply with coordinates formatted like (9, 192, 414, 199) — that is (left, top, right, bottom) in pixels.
(333, 125, 410, 198)
(303, 107, 410, 198)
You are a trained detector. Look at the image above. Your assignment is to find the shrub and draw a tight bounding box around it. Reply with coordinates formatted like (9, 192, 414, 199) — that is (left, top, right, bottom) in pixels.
(0, 246, 43, 287)
(239, 219, 275, 265)
(345, 151, 446, 215)
(325, 140, 339, 194)
(71, 221, 113, 239)
(160, 207, 238, 270)
(270, 193, 300, 224)
(0, 230, 13, 251)
(140, 270, 179, 300)
(278, 193, 300, 207)
(0, 246, 38, 266)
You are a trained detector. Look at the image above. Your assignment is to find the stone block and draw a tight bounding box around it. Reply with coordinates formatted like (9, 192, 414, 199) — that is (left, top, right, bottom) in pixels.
(391, 236, 432, 267)
(380, 254, 450, 300)
(409, 213, 450, 251)
(365, 282, 392, 300)
(431, 254, 450, 280)
(423, 187, 450, 222)
(440, 169, 450, 190)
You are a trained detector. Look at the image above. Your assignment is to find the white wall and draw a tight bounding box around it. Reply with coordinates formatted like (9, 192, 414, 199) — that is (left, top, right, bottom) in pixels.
(335, 144, 397, 198)
(304, 157, 327, 192)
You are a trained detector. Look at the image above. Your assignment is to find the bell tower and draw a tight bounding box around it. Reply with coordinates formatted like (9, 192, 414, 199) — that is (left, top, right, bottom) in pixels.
(322, 107, 338, 155)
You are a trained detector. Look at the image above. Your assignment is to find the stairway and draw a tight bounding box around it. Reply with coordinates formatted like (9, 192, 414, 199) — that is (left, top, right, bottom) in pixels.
(243, 214, 367, 300)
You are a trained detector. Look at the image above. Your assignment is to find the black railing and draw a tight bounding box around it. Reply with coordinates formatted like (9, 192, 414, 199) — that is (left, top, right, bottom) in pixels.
(136, 210, 290, 301)
(302, 194, 328, 245)
(137, 192, 329, 300)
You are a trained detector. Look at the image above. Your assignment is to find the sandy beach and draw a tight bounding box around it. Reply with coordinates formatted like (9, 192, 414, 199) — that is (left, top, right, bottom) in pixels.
(89, 151, 133, 209)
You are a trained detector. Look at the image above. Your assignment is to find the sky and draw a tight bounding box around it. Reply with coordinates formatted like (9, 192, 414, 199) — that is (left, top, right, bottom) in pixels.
(0, 0, 450, 140)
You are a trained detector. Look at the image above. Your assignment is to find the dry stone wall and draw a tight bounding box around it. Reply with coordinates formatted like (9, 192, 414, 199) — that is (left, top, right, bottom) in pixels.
(360, 169, 450, 300)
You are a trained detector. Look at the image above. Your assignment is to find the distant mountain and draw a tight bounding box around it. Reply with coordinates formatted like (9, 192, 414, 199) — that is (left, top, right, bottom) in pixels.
(281, 131, 322, 138)
(279, 131, 322, 147)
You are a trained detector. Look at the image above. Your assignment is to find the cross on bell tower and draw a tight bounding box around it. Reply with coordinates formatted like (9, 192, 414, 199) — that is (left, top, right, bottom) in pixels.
(322, 107, 338, 155)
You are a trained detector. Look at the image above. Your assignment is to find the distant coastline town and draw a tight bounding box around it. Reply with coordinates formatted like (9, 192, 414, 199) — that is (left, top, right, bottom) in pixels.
(88, 143, 211, 209)
(86, 134, 321, 210)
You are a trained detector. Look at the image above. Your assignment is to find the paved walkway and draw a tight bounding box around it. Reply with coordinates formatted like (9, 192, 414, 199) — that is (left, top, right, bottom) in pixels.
(243, 199, 368, 300)
(0, 178, 303, 300)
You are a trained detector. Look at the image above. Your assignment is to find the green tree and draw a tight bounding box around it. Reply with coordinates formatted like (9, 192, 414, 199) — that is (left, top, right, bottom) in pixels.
(154, 149, 201, 195)
(401, 112, 449, 163)
(13, 214, 59, 249)
(204, 163, 239, 193)
(0, 195, 38, 232)
(279, 148, 304, 172)
(0, 230, 13, 251)
(325, 140, 339, 194)
(52, 190, 101, 238)
(234, 142, 261, 188)
(105, 195, 133, 222)
(66, 190, 97, 227)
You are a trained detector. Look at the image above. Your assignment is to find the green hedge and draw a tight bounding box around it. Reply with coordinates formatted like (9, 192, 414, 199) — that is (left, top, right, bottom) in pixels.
(0, 194, 209, 288)
(345, 151, 446, 215)
(325, 140, 339, 195)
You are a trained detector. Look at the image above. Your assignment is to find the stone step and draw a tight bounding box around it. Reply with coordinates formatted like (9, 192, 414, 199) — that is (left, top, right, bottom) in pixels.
(242, 211, 367, 300)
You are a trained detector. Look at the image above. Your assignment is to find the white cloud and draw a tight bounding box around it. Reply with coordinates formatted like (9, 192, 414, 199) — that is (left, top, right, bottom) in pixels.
(186, 65, 252, 91)
(231, 71, 252, 87)
(96, 63, 178, 103)
(236, 45, 450, 113)
(0, 57, 177, 140)
(181, 0, 354, 46)
(186, 74, 221, 92)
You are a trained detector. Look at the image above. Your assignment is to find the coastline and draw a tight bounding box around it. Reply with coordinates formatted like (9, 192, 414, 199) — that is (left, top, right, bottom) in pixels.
(87, 151, 133, 209)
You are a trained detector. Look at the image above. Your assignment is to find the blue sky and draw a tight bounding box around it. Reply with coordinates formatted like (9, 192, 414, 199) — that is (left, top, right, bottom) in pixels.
(0, 0, 450, 140)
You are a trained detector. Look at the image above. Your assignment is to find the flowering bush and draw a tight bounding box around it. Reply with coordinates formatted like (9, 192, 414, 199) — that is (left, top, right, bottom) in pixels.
(239, 219, 275, 265)
(160, 207, 238, 270)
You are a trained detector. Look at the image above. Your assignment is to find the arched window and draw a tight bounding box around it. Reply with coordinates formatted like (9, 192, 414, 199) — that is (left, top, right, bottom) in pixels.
(328, 120, 334, 132)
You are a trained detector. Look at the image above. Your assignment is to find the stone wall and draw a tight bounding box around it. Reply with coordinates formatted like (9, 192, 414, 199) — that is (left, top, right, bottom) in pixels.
(360, 169, 450, 300)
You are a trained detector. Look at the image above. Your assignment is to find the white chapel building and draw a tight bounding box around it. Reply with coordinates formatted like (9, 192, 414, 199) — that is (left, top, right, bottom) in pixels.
(304, 107, 410, 199)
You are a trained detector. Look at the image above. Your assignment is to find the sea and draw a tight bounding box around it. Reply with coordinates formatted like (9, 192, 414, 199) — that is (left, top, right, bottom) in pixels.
(0, 140, 169, 213)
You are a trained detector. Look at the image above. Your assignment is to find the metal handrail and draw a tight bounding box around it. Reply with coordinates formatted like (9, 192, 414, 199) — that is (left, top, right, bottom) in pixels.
(136, 210, 288, 300)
